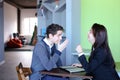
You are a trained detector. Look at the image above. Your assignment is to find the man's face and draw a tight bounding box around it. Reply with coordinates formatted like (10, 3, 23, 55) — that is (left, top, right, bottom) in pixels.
(49, 30, 63, 44)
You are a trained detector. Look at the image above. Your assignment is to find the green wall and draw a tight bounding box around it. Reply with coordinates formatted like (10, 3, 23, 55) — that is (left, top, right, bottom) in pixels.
(81, 0, 120, 62)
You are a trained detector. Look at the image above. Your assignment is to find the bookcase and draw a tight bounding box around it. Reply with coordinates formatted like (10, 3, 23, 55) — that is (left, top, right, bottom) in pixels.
(37, 0, 66, 36)
(37, 0, 81, 65)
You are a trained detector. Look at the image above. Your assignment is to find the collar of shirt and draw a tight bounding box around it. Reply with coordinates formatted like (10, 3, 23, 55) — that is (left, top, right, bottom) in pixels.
(43, 37, 53, 48)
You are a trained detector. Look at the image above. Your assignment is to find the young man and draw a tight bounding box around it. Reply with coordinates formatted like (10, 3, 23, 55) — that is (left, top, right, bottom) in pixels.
(30, 24, 69, 80)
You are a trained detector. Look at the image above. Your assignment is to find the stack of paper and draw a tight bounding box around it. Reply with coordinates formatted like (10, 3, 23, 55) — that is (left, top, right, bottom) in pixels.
(60, 66, 85, 73)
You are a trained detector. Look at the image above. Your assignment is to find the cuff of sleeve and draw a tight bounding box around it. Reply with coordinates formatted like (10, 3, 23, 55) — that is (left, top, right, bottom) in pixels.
(55, 50, 62, 55)
(78, 52, 84, 57)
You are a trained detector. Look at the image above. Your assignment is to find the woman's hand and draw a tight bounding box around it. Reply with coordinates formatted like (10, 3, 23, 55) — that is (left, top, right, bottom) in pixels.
(76, 45, 83, 54)
(72, 63, 82, 67)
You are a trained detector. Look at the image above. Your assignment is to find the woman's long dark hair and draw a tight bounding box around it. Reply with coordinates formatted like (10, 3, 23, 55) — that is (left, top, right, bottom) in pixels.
(89, 23, 115, 68)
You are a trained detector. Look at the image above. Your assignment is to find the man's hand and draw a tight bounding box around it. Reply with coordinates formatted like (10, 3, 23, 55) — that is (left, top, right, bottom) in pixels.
(57, 39, 69, 52)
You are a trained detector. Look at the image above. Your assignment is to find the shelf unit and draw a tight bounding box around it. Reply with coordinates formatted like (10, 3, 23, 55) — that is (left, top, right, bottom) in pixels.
(38, 0, 66, 36)
(37, 0, 81, 65)
(37, 0, 66, 65)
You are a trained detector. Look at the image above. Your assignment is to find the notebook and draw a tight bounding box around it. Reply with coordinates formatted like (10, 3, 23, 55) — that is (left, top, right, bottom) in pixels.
(60, 66, 85, 73)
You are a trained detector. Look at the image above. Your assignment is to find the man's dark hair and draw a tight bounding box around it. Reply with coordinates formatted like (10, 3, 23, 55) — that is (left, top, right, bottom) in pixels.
(46, 24, 64, 38)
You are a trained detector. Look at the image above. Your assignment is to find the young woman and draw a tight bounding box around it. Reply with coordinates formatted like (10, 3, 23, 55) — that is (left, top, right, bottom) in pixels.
(30, 24, 69, 80)
(74, 23, 120, 80)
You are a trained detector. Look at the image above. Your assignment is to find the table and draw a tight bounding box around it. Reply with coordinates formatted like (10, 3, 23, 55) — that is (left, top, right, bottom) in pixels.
(41, 68, 93, 80)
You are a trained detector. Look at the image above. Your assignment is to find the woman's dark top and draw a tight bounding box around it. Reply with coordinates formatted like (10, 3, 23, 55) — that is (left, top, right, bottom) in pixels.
(78, 47, 120, 80)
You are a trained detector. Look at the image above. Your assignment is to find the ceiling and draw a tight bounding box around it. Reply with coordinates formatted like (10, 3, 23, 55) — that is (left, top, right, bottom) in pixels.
(4, 0, 37, 9)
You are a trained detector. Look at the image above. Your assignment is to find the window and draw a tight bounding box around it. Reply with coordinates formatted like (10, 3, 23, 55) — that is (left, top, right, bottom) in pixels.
(23, 17, 37, 35)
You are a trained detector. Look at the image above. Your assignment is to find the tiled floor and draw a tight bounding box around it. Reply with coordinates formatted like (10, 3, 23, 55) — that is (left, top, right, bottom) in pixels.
(0, 51, 33, 80)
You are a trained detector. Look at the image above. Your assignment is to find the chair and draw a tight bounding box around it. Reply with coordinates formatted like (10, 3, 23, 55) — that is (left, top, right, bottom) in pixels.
(16, 62, 32, 80)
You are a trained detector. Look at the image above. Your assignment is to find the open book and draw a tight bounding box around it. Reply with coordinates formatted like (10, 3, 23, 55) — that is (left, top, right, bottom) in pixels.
(59, 66, 85, 73)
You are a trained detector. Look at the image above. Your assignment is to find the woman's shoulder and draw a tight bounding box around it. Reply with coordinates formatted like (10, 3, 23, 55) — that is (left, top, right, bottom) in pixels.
(94, 47, 105, 55)
(95, 47, 104, 51)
